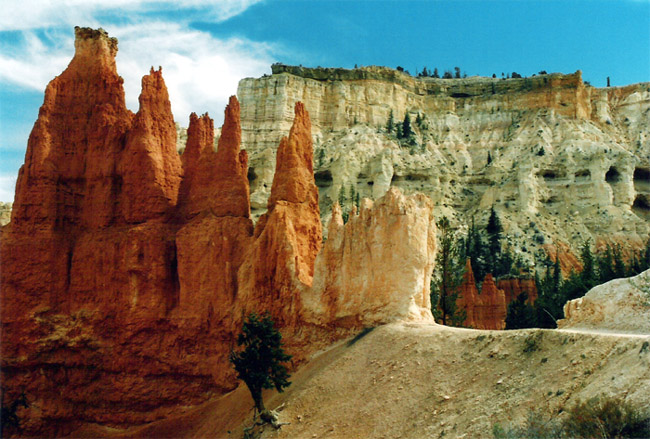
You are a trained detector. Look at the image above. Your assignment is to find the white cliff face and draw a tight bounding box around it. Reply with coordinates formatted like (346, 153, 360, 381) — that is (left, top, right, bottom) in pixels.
(237, 66, 650, 268)
(303, 188, 436, 327)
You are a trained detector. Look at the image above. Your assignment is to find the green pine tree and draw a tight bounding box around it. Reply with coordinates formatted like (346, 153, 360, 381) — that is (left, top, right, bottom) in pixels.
(230, 312, 292, 423)
(402, 113, 412, 138)
(430, 216, 466, 326)
(386, 109, 394, 134)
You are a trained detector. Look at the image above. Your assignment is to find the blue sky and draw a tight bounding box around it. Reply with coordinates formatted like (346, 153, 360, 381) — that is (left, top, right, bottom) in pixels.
(0, 0, 648, 202)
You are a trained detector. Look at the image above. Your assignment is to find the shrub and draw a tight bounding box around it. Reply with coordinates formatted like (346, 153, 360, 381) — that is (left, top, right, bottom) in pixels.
(564, 396, 650, 438)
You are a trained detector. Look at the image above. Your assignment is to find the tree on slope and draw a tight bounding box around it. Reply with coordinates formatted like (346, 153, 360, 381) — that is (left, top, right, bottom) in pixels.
(230, 312, 292, 425)
(430, 216, 466, 326)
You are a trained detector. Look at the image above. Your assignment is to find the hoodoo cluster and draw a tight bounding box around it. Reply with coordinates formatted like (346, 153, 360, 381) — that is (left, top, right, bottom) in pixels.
(0, 27, 437, 436)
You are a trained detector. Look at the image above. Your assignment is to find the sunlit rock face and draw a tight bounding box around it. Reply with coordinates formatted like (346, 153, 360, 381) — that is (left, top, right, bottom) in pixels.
(238, 65, 650, 271)
(1, 29, 440, 437)
(304, 188, 436, 328)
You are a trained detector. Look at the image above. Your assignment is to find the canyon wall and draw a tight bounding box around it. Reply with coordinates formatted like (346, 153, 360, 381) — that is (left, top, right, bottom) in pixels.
(238, 65, 650, 271)
(0, 28, 436, 437)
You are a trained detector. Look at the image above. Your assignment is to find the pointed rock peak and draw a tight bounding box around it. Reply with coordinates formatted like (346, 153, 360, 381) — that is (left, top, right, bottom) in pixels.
(137, 67, 172, 115)
(268, 101, 317, 207)
(184, 112, 214, 164)
(216, 95, 242, 164)
(329, 202, 344, 235)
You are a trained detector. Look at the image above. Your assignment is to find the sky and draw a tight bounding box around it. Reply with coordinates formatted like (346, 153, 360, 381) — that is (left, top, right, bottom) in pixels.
(0, 0, 648, 202)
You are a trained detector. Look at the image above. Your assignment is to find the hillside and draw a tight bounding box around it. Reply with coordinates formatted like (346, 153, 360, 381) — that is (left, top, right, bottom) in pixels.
(72, 322, 650, 439)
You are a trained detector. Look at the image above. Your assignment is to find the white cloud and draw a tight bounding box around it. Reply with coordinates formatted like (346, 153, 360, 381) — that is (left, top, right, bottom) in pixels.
(0, 1, 278, 124)
(111, 22, 275, 123)
(0, 0, 264, 31)
(0, 174, 17, 203)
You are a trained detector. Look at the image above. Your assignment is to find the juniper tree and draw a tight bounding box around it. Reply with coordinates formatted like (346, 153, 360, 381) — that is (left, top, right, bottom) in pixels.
(402, 113, 412, 138)
(230, 312, 292, 423)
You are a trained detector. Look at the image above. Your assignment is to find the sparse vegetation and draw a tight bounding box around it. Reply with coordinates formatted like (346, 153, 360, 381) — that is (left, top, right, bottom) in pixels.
(494, 396, 650, 438)
(230, 312, 292, 427)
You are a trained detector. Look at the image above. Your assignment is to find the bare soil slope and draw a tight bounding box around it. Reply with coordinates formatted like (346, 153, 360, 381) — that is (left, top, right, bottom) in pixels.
(75, 323, 650, 439)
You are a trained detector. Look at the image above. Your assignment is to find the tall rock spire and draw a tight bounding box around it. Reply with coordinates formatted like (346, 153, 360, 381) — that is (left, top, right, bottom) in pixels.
(237, 102, 322, 326)
(120, 67, 182, 223)
(179, 96, 250, 218)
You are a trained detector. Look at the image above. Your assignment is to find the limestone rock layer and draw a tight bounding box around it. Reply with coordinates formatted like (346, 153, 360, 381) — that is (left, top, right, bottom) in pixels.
(238, 65, 650, 269)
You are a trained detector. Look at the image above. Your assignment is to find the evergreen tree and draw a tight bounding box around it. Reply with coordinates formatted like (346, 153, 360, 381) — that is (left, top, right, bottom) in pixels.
(355, 191, 360, 210)
(415, 112, 423, 127)
(534, 254, 562, 328)
(597, 245, 615, 283)
(454, 66, 461, 78)
(402, 113, 412, 138)
(612, 244, 626, 279)
(462, 216, 487, 284)
(505, 293, 537, 329)
(486, 207, 503, 275)
(386, 109, 394, 134)
(433, 67, 440, 78)
(579, 241, 597, 289)
(487, 151, 492, 165)
(430, 216, 466, 326)
(230, 312, 292, 423)
(396, 123, 403, 139)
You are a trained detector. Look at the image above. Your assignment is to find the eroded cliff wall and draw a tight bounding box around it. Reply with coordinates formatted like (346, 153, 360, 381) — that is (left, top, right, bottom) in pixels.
(238, 65, 650, 271)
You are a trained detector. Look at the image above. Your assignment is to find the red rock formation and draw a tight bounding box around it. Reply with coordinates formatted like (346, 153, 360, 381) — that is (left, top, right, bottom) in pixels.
(179, 96, 250, 219)
(476, 274, 507, 330)
(237, 102, 322, 328)
(455, 259, 480, 328)
(497, 277, 538, 305)
(0, 27, 441, 437)
(542, 242, 582, 277)
(119, 67, 182, 223)
(176, 97, 254, 322)
(0, 28, 229, 436)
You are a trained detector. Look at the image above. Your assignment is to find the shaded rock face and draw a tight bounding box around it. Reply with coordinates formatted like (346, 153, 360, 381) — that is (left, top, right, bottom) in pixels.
(497, 277, 538, 305)
(455, 262, 508, 330)
(0, 28, 437, 437)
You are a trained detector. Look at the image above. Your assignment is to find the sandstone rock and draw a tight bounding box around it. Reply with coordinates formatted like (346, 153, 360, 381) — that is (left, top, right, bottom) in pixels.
(455, 259, 480, 328)
(176, 97, 254, 322)
(236, 102, 322, 327)
(558, 269, 650, 334)
(497, 277, 538, 305)
(304, 188, 436, 327)
(0, 202, 11, 226)
(476, 274, 507, 330)
(119, 67, 182, 223)
(180, 96, 250, 219)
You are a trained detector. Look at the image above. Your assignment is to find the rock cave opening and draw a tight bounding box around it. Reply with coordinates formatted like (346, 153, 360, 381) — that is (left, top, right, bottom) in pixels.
(634, 167, 650, 192)
(605, 166, 621, 183)
(632, 194, 650, 219)
(574, 169, 591, 182)
(314, 170, 333, 187)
